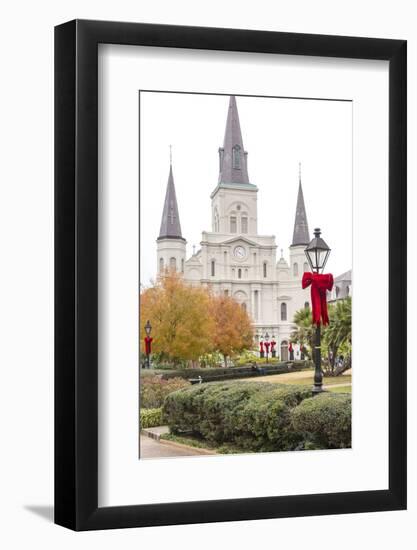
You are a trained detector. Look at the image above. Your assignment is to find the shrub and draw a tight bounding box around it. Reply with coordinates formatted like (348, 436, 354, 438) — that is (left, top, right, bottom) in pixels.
(140, 376, 190, 409)
(140, 407, 163, 429)
(290, 393, 351, 449)
(163, 382, 313, 452)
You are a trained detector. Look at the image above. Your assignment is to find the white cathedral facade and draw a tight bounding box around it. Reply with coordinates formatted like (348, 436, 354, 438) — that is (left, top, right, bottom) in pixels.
(156, 96, 332, 361)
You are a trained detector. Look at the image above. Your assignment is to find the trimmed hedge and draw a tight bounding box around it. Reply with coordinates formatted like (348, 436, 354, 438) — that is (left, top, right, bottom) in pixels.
(163, 382, 313, 452)
(154, 361, 310, 383)
(290, 393, 351, 449)
(140, 407, 163, 429)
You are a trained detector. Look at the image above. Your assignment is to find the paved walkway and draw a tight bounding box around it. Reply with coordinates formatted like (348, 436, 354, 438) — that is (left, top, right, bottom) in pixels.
(140, 435, 213, 459)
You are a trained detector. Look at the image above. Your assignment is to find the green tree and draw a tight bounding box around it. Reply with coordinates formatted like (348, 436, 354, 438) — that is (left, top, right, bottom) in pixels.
(290, 307, 315, 359)
(323, 297, 351, 375)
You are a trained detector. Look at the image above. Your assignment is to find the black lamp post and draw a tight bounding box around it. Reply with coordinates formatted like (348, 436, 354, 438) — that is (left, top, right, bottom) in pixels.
(304, 228, 331, 393)
(144, 320, 152, 369)
(264, 332, 269, 363)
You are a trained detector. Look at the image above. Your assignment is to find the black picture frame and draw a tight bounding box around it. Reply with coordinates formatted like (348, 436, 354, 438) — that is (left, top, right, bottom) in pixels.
(55, 19, 407, 531)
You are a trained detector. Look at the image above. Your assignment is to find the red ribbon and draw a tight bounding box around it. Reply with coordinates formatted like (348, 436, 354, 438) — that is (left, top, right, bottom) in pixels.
(264, 342, 270, 353)
(259, 341, 264, 353)
(270, 340, 276, 351)
(289, 342, 293, 352)
(302, 272, 334, 326)
(144, 336, 153, 354)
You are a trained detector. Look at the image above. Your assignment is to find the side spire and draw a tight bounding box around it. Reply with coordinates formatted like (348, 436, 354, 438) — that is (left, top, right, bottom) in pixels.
(157, 156, 184, 241)
(291, 163, 310, 246)
(218, 96, 250, 185)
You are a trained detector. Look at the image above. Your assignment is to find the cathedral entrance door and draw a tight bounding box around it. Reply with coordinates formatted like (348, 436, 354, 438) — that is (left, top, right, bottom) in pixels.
(281, 340, 289, 361)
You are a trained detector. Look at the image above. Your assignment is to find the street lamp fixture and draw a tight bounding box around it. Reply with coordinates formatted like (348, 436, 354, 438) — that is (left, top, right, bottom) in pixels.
(305, 228, 331, 274)
(304, 228, 331, 393)
(145, 320, 152, 336)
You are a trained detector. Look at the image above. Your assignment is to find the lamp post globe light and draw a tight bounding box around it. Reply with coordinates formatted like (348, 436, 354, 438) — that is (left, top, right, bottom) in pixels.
(304, 228, 331, 393)
(144, 320, 152, 369)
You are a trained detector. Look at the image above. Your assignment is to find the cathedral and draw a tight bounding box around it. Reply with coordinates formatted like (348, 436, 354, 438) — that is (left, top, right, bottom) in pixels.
(155, 95, 344, 361)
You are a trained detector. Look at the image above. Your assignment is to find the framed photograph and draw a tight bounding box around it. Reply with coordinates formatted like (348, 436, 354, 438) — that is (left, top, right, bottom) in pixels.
(55, 20, 406, 530)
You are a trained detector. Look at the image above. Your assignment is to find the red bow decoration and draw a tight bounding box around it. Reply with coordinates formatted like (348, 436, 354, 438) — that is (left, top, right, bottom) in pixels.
(302, 272, 334, 326)
(264, 342, 270, 353)
(270, 340, 276, 351)
(259, 341, 264, 353)
(289, 342, 293, 352)
(144, 336, 153, 355)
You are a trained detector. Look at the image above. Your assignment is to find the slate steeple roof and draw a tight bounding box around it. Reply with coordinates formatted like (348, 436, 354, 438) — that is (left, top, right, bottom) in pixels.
(157, 163, 184, 241)
(218, 96, 250, 185)
(291, 164, 310, 247)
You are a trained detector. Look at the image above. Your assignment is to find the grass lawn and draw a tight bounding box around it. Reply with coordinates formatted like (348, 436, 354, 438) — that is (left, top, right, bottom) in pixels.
(236, 369, 352, 388)
(327, 384, 352, 394)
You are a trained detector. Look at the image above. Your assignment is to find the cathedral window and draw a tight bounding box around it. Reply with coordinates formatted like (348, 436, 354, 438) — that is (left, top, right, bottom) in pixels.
(181, 259, 184, 273)
(211, 260, 215, 277)
(281, 302, 287, 321)
(159, 257, 164, 272)
(232, 145, 241, 169)
(241, 302, 247, 312)
(241, 216, 248, 234)
(224, 290, 229, 297)
(263, 262, 267, 278)
(230, 216, 237, 233)
(169, 257, 177, 270)
(303, 262, 309, 273)
(304, 301, 309, 309)
(238, 268, 242, 279)
(293, 262, 299, 276)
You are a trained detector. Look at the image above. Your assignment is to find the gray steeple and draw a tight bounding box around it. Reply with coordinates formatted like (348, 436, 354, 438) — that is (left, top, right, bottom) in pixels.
(157, 163, 184, 241)
(218, 96, 250, 185)
(291, 164, 310, 247)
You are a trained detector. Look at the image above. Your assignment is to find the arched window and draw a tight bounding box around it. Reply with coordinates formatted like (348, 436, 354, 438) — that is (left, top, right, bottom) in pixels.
(281, 302, 287, 321)
(230, 216, 237, 233)
(335, 286, 340, 298)
(346, 285, 350, 296)
(238, 268, 242, 279)
(224, 289, 229, 297)
(181, 259, 184, 273)
(304, 301, 309, 309)
(232, 145, 241, 169)
(213, 207, 219, 232)
(241, 302, 247, 312)
(303, 262, 309, 272)
(293, 262, 299, 276)
(263, 262, 267, 278)
(211, 260, 215, 277)
(169, 257, 176, 270)
(159, 257, 164, 272)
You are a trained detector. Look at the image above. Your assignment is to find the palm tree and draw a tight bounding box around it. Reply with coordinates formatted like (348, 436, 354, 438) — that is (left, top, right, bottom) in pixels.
(291, 307, 315, 359)
(323, 297, 351, 375)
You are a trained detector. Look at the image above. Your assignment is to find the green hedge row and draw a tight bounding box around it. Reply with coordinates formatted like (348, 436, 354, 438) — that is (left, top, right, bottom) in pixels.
(140, 407, 163, 429)
(151, 361, 310, 382)
(163, 382, 351, 452)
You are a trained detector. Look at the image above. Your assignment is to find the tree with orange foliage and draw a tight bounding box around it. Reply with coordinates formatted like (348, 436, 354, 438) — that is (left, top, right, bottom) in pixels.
(209, 294, 254, 367)
(140, 272, 214, 365)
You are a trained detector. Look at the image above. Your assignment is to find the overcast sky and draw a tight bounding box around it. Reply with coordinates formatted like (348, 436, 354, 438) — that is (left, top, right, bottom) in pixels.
(140, 91, 352, 285)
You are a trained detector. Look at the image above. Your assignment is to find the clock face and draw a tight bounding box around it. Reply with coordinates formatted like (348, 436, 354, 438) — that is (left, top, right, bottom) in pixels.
(234, 246, 246, 259)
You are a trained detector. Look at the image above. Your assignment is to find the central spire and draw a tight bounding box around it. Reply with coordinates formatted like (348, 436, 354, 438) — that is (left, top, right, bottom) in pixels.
(291, 163, 310, 247)
(218, 96, 250, 185)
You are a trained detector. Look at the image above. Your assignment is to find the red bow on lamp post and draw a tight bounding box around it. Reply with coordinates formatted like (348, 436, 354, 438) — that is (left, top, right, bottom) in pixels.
(259, 340, 264, 358)
(144, 336, 153, 355)
(302, 272, 334, 326)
